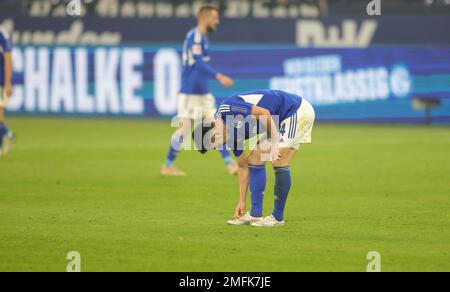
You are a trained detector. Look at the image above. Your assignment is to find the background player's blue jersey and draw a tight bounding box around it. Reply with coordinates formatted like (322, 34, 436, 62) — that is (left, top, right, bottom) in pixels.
(0, 26, 13, 87)
(180, 28, 217, 95)
(216, 90, 302, 157)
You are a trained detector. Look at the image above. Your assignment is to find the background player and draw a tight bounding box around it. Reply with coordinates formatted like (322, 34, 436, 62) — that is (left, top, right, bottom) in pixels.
(161, 5, 236, 176)
(0, 25, 15, 157)
(195, 90, 315, 227)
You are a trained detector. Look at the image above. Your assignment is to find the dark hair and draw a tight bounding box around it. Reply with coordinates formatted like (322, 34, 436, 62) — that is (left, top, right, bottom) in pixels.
(198, 5, 219, 18)
(192, 123, 215, 154)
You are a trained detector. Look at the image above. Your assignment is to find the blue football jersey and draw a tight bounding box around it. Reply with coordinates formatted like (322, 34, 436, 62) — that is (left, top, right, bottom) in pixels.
(216, 90, 302, 157)
(180, 28, 217, 95)
(0, 26, 13, 87)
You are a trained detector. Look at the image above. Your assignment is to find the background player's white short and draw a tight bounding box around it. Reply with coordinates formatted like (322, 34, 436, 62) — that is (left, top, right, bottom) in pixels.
(279, 99, 315, 150)
(177, 93, 217, 119)
(0, 86, 8, 108)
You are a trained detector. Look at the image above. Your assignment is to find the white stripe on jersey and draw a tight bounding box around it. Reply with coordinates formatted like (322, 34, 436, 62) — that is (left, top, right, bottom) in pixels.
(238, 94, 264, 105)
(217, 105, 231, 115)
(217, 105, 230, 111)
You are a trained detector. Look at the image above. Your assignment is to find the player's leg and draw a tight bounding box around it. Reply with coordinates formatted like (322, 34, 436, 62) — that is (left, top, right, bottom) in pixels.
(271, 148, 297, 221)
(227, 146, 265, 225)
(205, 94, 237, 175)
(220, 149, 237, 175)
(161, 94, 193, 176)
(0, 107, 6, 153)
(0, 91, 15, 157)
(252, 99, 315, 227)
(247, 145, 268, 218)
(161, 117, 191, 176)
(250, 147, 296, 227)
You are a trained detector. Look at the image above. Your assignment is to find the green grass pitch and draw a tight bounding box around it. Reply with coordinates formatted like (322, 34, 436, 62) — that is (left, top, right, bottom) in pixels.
(0, 117, 449, 272)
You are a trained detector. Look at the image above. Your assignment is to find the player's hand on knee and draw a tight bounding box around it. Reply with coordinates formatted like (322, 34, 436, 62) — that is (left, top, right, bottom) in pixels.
(270, 143, 280, 162)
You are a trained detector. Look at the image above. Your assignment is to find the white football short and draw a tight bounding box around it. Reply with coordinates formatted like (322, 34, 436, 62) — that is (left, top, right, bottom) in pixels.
(177, 93, 217, 120)
(278, 99, 315, 150)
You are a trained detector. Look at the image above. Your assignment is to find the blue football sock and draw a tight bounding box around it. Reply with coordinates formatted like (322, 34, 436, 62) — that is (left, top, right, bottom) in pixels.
(272, 166, 291, 221)
(249, 164, 266, 217)
(165, 133, 183, 167)
(0, 122, 7, 148)
(219, 149, 234, 165)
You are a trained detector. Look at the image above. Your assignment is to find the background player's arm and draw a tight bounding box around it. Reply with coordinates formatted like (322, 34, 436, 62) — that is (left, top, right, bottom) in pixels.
(215, 73, 233, 88)
(234, 152, 249, 219)
(192, 52, 217, 77)
(191, 41, 233, 88)
(3, 52, 12, 97)
(192, 54, 233, 88)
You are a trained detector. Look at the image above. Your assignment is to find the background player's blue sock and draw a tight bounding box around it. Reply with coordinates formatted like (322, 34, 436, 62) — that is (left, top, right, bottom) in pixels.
(249, 164, 266, 217)
(165, 133, 183, 167)
(0, 122, 8, 148)
(219, 149, 234, 165)
(273, 166, 291, 221)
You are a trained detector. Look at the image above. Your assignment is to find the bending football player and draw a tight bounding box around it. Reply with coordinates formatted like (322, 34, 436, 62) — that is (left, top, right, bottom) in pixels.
(194, 90, 315, 227)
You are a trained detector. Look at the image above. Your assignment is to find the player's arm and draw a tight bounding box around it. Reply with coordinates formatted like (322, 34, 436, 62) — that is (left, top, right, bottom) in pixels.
(234, 152, 249, 219)
(191, 40, 233, 88)
(251, 105, 280, 161)
(193, 52, 217, 77)
(215, 73, 233, 88)
(3, 52, 12, 97)
(193, 55, 233, 88)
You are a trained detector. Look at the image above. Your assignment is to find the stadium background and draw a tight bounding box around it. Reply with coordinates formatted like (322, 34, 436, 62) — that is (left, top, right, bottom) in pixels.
(0, 0, 450, 272)
(1, 0, 450, 122)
